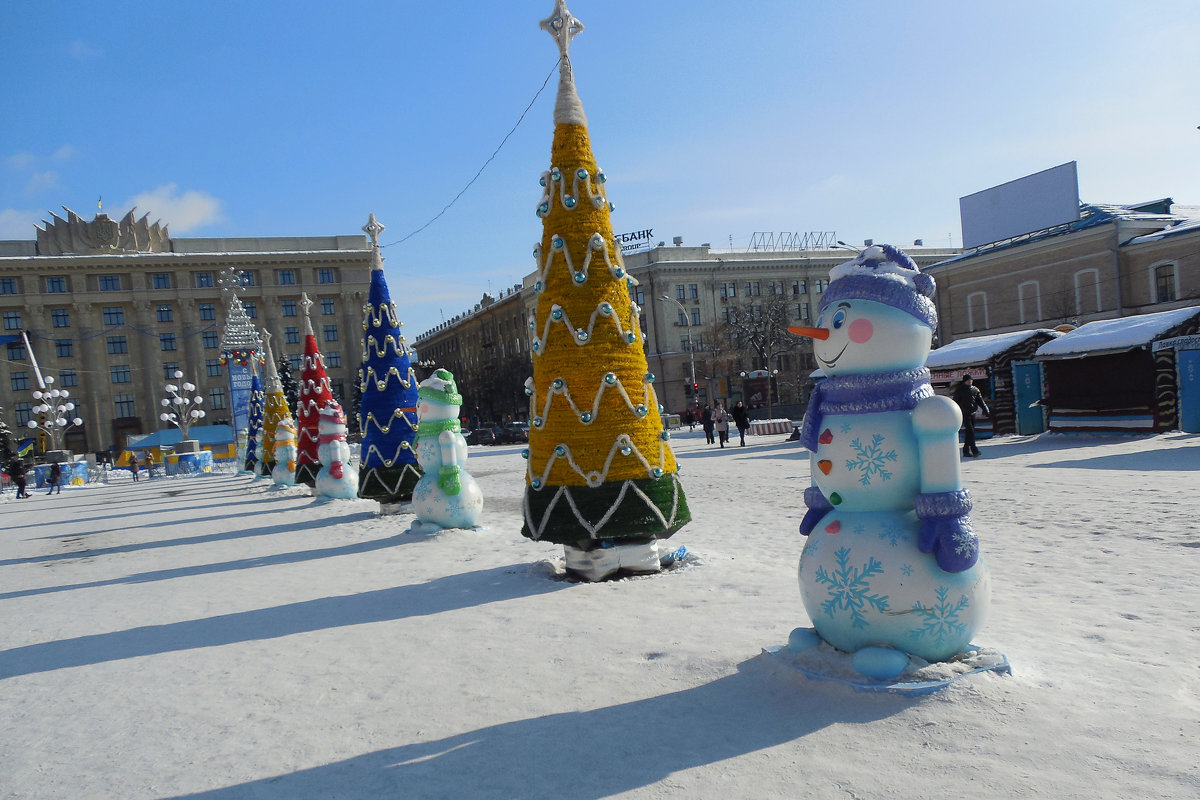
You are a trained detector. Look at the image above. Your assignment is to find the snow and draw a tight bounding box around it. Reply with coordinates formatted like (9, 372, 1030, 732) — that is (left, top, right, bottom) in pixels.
(926, 329, 1060, 369)
(3, 431, 1199, 798)
(1036, 305, 1200, 357)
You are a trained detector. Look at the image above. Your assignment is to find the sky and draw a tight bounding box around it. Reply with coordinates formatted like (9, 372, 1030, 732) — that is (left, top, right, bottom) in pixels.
(2, 0, 1198, 338)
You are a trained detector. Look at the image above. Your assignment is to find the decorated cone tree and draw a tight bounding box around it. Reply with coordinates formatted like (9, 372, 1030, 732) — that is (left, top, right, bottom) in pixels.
(244, 360, 265, 472)
(259, 330, 290, 476)
(296, 292, 334, 487)
(278, 353, 300, 414)
(357, 213, 422, 506)
(521, 1, 690, 580)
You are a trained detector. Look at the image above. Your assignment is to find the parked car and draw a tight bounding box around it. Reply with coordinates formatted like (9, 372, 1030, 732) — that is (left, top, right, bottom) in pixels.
(464, 428, 497, 446)
(493, 424, 529, 444)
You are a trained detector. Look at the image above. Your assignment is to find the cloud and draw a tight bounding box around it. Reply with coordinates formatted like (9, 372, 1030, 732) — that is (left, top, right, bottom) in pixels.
(52, 145, 75, 162)
(25, 171, 58, 194)
(67, 41, 102, 61)
(0, 209, 42, 239)
(126, 184, 223, 233)
(5, 152, 36, 170)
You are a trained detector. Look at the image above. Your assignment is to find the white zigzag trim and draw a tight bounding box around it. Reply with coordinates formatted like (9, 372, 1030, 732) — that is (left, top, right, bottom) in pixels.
(523, 475, 680, 541)
(363, 441, 416, 468)
(531, 374, 662, 431)
(360, 463, 421, 496)
(533, 230, 624, 286)
(531, 300, 641, 356)
(527, 432, 665, 488)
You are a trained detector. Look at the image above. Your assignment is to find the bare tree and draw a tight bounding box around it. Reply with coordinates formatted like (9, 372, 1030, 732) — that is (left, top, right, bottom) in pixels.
(718, 292, 799, 372)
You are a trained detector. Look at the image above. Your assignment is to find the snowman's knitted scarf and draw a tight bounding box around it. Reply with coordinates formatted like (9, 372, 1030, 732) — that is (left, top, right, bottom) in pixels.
(800, 367, 934, 451)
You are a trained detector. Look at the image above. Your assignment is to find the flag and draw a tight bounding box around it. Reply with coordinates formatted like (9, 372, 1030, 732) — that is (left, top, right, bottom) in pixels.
(17, 439, 34, 457)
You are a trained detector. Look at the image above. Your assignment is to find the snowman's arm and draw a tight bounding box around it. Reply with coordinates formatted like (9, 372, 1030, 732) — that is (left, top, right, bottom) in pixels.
(911, 395, 963, 493)
(799, 452, 832, 536)
(911, 396, 979, 573)
(437, 430, 462, 495)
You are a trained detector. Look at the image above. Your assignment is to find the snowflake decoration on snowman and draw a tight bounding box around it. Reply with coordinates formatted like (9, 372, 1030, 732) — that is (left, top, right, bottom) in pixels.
(784, 244, 995, 683)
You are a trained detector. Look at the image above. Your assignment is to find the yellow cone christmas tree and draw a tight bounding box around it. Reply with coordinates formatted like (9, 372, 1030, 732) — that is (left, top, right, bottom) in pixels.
(521, 1, 690, 564)
(259, 330, 290, 476)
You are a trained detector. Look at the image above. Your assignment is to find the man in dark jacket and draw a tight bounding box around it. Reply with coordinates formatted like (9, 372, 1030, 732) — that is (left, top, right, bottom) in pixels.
(730, 401, 751, 446)
(952, 374, 989, 457)
(46, 460, 62, 495)
(9, 457, 31, 498)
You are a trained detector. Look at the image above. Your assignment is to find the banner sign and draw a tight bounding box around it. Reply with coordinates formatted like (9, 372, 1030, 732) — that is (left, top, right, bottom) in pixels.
(228, 361, 253, 433)
(616, 228, 655, 255)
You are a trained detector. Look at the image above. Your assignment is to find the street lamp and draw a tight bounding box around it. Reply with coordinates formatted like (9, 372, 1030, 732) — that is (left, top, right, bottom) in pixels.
(659, 295, 697, 409)
(159, 369, 206, 444)
(27, 376, 85, 453)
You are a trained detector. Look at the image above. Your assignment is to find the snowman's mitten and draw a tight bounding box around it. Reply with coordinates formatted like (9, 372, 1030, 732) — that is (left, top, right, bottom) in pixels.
(438, 465, 462, 496)
(800, 486, 833, 536)
(914, 489, 979, 572)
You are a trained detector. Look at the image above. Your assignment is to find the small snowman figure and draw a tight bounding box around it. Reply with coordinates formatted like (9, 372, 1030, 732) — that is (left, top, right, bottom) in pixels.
(411, 369, 483, 531)
(271, 416, 298, 486)
(314, 400, 359, 499)
(787, 244, 990, 679)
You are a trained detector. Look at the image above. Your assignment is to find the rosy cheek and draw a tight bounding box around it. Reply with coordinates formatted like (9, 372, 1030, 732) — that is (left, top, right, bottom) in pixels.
(848, 318, 874, 343)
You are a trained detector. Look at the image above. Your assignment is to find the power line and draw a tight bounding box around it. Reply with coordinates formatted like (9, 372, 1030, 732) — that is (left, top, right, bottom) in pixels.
(380, 58, 561, 249)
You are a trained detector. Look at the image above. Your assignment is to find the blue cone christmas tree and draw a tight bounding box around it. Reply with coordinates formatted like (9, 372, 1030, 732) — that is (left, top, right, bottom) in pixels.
(245, 362, 265, 472)
(357, 214, 422, 503)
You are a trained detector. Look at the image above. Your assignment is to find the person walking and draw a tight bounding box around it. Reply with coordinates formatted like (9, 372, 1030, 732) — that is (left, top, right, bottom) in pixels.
(701, 404, 715, 444)
(9, 457, 31, 498)
(45, 460, 62, 495)
(730, 400, 751, 446)
(713, 402, 730, 449)
(143, 452, 155, 479)
(952, 373, 990, 457)
(129, 451, 140, 482)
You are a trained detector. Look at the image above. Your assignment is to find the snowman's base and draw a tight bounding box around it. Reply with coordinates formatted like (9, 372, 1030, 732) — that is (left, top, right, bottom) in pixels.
(764, 636, 1010, 696)
(544, 543, 691, 582)
(378, 500, 411, 516)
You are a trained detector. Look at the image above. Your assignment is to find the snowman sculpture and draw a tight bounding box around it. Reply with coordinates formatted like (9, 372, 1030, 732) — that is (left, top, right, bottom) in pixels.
(411, 369, 483, 531)
(314, 400, 359, 499)
(271, 416, 298, 486)
(787, 244, 989, 678)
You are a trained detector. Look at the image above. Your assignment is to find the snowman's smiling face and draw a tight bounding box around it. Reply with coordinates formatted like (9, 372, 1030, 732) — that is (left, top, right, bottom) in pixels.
(813, 299, 931, 376)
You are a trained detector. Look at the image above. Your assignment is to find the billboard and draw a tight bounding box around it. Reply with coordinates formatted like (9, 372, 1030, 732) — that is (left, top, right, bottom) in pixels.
(960, 162, 1080, 249)
(228, 361, 253, 433)
(616, 227, 655, 255)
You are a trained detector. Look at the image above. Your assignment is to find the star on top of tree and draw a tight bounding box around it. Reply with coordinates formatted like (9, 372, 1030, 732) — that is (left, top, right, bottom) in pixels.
(540, 0, 584, 59)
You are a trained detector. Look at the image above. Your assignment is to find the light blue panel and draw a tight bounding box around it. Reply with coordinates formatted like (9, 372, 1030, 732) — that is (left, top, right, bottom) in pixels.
(1012, 360, 1045, 435)
(1177, 349, 1200, 433)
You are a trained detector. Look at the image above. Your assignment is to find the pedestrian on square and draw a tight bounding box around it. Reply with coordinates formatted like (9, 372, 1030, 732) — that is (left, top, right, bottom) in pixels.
(143, 452, 155, 479)
(713, 402, 730, 448)
(129, 452, 140, 482)
(701, 404, 715, 444)
(952, 374, 990, 458)
(9, 457, 31, 498)
(46, 460, 62, 495)
(731, 400, 751, 446)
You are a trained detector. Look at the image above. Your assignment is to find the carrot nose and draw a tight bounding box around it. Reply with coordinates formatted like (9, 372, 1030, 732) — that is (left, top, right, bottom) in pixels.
(788, 325, 830, 340)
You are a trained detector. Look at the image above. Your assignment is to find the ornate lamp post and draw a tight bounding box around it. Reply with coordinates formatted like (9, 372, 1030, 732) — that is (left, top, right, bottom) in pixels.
(159, 369, 206, 450)
(27, 376, 84, 453)
(659, 295, 697, 410)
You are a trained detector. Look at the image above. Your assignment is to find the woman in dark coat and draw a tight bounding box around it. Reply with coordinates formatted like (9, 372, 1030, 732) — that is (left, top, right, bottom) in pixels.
(701, 404, 715, 444)
(10, 457, 31, 498)
(46, 461, 62, 495)
(730, 400, 751, 446)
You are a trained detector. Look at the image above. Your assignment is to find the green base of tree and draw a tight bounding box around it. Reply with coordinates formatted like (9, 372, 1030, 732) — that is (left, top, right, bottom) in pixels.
(358, 463, 422, 503)
(521, 473, 691, 547)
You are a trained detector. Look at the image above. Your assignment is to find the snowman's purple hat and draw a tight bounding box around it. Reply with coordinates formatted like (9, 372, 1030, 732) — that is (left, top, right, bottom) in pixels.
(818, 244, 937, 329)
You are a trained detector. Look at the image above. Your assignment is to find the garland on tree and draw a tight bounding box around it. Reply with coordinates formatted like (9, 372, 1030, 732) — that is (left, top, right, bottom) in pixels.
(357, 214, 422, 503)
(259, 330, 290, 476)
(296, 292, 334, 487)
(245, 362, 265, 472)
(521, 2, 690, 548)
(278, 353, 300, 414)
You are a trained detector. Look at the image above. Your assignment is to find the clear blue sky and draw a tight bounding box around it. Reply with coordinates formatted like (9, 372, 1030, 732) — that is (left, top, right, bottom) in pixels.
(3, 1, 1197, 338)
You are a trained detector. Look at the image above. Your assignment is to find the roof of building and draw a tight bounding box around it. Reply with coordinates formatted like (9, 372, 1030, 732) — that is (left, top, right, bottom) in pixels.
(927, 329, 1061, 369)
(1035, 306, 1200, 359)
(132, 425, 235, 448)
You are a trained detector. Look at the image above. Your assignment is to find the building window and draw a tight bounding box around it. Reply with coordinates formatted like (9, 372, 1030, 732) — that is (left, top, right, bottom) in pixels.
(676, 284, 686, 300)
(278, 269, 297, 285)
(11, 371, 30, 391)
(157, 305, 173, 323)
(195, 272, 214, 288)
(7, 341, 25, 361)
(1017, 280, 1042, 324)
(282, 300, 297, 317)
(60, 369, 77, 387)
(326, 351, 341, 367)
(691, 308, 701, 326)
(688, 284, 699, 299)
(103, 307, 124, 326)
(203, 331, 219, 349)
(240, 270, 257, 287)
(768, 280, 784, 295)
(99, 275, 121, 291)
(321, 298, 335, 315)
(323, 324, 338, 342)
(0, 278, 17, 294)
(200, 303, 216, 321)
(160, 333, 177, 351)
(110, 365, 132, 384)
(967, 291, 989, 332)
(721, 307, 730, 323)
(1074, 269, 1101, 315)
(680, 336, 692, 352)
(676, 309, 688, 326)
(1153, 262, 1178, 304)
(15, 402, 33, 425)
(813, 279, 828, 293)
(793, 280, 806, 295)
(55, 339, 73, 358)
(288, 354, 302, 371)
(46, 276, 67, 293)
(151, 272, 172, 289)
(106, 336, 128, 354)
(209, 387, 227, 410)
(634, 287, 645, 307)
(796, 302, 810, 321)
(206, 358, 222, 377)
(746, 281, 761, 296)
(3, 310, 21, 330)
(720, 282, 737, 299)
(244, 301, 257, 319)
(163, 362, 179, 380)
(114, 394, 136, 417)
(318, 268, 335, 284)
(51, 308, 70, 328)
(285, 326, 300, 344)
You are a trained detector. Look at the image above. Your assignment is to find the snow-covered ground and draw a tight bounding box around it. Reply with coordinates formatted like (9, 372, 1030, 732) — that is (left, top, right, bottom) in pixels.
(2, 430, 1198, 799)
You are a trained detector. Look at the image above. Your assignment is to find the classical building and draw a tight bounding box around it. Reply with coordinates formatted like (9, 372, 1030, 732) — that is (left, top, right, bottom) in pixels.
(0, 207, 372, 454)
(925, 199, 1200, 346)
(413, 240, 960, 419)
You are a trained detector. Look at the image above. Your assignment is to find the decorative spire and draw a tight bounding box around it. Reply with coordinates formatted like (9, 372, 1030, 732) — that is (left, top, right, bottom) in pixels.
(300, 291, 315, 337)
(262, 329, 281, 389)
(541, 0, 587, 126)
(363, 212, 385, 248)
